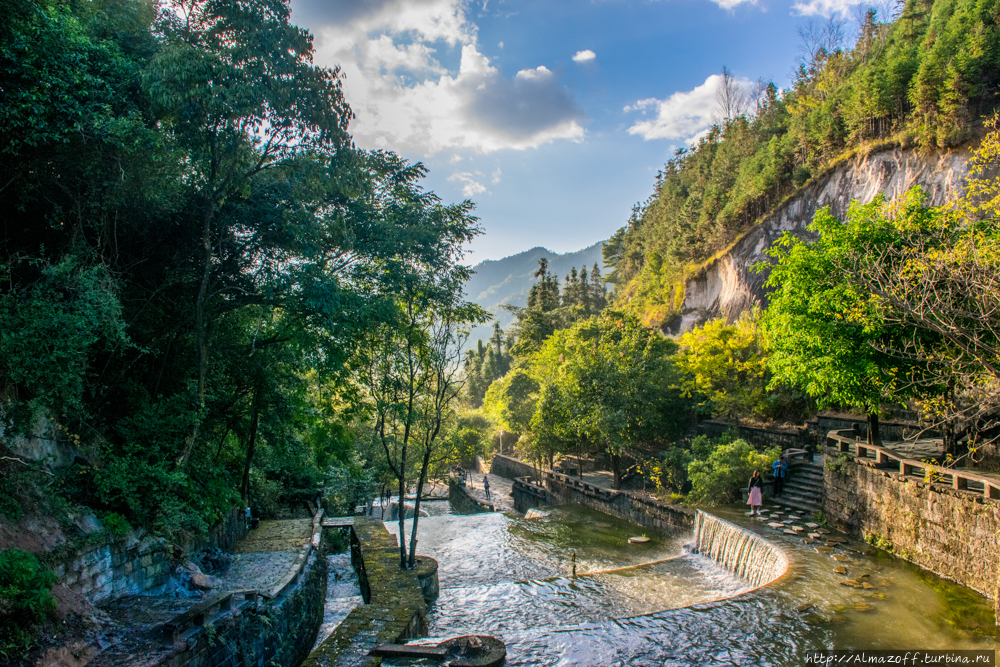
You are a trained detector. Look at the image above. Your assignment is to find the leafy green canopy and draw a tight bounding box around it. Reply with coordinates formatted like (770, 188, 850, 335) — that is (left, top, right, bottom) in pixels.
(0, 0, 483, 538)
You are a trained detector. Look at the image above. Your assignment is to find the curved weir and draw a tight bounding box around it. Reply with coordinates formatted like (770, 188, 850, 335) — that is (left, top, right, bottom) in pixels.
(692, 510, 788, 588)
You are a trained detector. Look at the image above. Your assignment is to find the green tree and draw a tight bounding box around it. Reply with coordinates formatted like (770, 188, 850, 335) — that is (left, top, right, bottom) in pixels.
(529, 312, 687, 488)
(759, 195, 935, 444)
(687, 438, 780, 505)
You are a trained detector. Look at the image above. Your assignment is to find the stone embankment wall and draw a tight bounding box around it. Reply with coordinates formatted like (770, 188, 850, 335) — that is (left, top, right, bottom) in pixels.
(489, 454, 539, 481)
(701, 420, 813, 450)
(448, 478, 495, 513)
(55, 505, 246, 605)
(676, 145, 972, 332)
(303, 518, 432, 667)
(544, 472, 695, 535)
(825, 458, 1000, 603)
(512, 477, 556, 514)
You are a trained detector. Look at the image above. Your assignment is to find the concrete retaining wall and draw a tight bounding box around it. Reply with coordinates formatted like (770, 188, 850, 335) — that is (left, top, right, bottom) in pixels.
(512, 477, 557, 514)
(825, 457, 1000, 604)
(448, 478, 494, 514)
(489, 454, 539, 481)
(701, 420, 815, 451)
(544, 472, 695, 535)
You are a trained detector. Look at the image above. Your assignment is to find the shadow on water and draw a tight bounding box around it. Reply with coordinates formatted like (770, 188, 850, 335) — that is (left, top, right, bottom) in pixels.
(377, 502, 999, 666)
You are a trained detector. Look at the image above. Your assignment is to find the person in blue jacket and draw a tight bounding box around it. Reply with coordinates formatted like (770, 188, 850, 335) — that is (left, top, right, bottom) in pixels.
(771, 455, 788, 497)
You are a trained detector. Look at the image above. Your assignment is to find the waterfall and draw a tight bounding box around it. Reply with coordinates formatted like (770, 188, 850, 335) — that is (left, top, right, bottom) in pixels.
(692, 511, 788, 588)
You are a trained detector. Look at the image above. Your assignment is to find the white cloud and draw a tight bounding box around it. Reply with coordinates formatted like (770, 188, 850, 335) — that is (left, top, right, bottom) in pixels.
(491, 167, 502, 183)
(301, 0, 585, 156)
(710, 0, 757, 9)
(449, 172, 487, 197)
(625, 74, 724, 142)
(792, 0, 862, 15)
(572, 49, 596, 63)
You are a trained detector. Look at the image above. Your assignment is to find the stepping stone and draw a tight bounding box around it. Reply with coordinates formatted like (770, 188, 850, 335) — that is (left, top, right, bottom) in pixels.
(826, 537, 845, 544)
(862, 582, 875, 589)
(852, 602, 875, 612)
(817, 528, 831, 534)
(833, 566, 848, 575)
(808, 532, 822, 539)
(831, 555, 850, 562)
(796, 603, 814, 613)
(805, 522, 819, 529)
(791, 526, 805, 532)
(840, 579, 862, 588)
(816, 547, 834, 554)
(858, 573, 870, 580)
(784, 529, 798, 535)
(782, 519, 795, 524)
(768, 523, 785, 529)
(825, 541, 842, 547)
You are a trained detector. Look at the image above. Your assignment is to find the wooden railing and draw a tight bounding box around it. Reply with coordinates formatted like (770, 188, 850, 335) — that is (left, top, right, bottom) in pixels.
(826, 430, 1000, 500)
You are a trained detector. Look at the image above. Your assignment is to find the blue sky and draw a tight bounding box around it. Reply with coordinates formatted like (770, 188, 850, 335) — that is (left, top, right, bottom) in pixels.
(289, 0, 858, 261)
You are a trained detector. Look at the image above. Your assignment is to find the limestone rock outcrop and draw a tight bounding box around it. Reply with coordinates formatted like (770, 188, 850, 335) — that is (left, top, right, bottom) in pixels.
(675, 145, 973, 333)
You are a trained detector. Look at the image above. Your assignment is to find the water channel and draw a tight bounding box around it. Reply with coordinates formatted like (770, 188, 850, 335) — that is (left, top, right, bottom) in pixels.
(340, 499, 998, 666)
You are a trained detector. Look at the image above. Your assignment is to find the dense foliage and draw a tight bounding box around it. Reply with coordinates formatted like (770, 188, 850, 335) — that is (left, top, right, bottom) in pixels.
(0, 0, 481, 539)
(604, 0, 1000, 325)
(0, 549, 57, 660)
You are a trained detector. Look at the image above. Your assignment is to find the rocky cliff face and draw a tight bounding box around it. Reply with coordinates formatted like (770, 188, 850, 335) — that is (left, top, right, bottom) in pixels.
(677, 145, 974, 332)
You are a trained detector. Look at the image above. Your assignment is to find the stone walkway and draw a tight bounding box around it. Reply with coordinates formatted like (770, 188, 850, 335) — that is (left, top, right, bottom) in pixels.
(463, 472, 516, 513)
(213, 519, 312, 594)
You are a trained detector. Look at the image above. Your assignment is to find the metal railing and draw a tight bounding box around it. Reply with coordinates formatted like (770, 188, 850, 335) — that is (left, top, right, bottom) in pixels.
(826, 430, 1000, 500)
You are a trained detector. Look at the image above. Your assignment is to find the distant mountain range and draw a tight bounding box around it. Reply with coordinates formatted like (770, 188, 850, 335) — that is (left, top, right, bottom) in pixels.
(464, 242, 607, 344)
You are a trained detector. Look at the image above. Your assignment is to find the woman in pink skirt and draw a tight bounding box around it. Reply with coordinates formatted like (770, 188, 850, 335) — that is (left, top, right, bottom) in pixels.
(747, 469, 763, 515)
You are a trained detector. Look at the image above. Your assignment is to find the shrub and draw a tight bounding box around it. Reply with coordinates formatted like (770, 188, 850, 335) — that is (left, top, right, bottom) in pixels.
(0, 549, 57, 661)
(687, 438, 780, 505)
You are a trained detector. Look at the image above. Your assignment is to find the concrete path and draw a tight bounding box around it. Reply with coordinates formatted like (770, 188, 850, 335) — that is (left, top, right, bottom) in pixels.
(464, 472, 516, 513)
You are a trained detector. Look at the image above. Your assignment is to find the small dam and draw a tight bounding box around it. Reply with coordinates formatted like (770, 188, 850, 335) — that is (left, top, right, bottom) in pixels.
(692, 510, 789, 588)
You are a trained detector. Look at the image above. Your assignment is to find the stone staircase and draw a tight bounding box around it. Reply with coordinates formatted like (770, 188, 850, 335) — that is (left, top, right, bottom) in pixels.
(768, 455, 825, 517)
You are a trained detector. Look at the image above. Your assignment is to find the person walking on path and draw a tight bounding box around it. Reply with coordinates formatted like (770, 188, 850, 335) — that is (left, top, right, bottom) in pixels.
(483, 476, 491, 501)
(747, 470, 764, 515)
(771, 455, 786, 497)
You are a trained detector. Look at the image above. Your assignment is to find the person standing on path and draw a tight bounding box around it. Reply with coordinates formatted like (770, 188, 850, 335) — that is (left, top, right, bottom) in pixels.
(483, 476, 491, 501)
(747, 470, 764, 515)
(771, 455, 786, 497)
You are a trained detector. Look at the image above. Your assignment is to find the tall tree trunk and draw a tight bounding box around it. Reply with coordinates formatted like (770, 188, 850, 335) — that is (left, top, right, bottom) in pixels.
(240, 389, 261, 501)
(397, 472, 408, 569)
(611, 450, 622, 490)
(180, 205, 216, 467)
(866, 411, 881, 447)
(408, 446, 432, 569)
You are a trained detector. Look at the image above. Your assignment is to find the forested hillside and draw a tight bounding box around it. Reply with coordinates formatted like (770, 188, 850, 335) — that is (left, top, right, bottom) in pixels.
(604, 0, 1000, 325)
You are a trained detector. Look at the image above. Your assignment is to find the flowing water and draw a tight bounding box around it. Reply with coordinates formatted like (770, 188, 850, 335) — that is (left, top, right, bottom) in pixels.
(366, 502, 999, 666)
